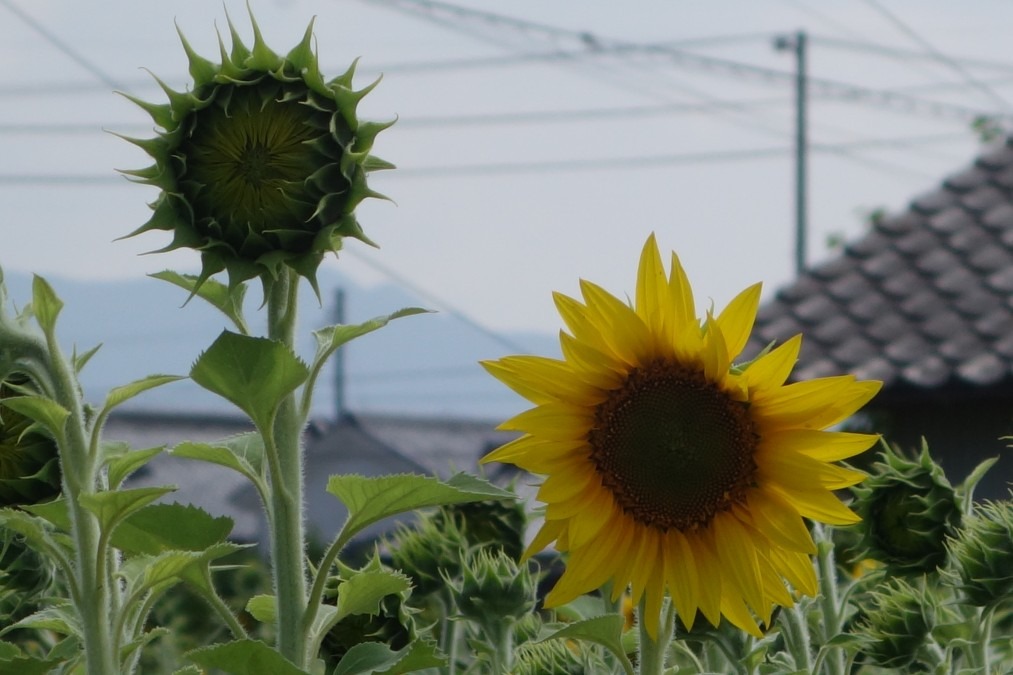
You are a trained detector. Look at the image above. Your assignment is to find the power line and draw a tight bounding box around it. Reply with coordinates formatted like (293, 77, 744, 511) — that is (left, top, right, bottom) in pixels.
(341, 248, 532, 354)
(862, 0, 1013, 114)
(0, 98, 796, 136)
(0, 0, 125, 91)
(0, 131, 970, 187)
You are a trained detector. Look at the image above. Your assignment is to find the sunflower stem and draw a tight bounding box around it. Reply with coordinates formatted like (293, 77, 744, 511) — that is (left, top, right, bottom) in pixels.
(815, 525, 846, 675)
(780, 601, 814, 673)
(46, 332, 118, 674)
(266, 269, 310, 666)
(637, 596, 673, 675)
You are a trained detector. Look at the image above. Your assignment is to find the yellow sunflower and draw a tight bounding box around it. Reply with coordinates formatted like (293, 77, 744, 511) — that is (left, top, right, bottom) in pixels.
(481, 234, 881, 639)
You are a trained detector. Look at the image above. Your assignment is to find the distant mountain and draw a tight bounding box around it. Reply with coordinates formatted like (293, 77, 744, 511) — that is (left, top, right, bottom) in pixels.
(0, 267, 558, 421)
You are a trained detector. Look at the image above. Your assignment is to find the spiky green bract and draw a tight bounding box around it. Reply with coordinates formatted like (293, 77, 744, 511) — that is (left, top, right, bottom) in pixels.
(432, 492, 527, 562)
(455, 548, 535, 627)
(387, 512, 468, 599)
(514, 639, 599, 675)
(947, 498, 1013, 608)
(119, 9, 394, 297)
(851, 442, 961, 575)
(854, 577, 937, 669)
(0, 375, 61, 507)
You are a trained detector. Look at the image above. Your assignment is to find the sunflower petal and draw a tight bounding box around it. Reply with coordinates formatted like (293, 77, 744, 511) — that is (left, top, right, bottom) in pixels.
(713, 513, 766, 618)
(767, 483, 861, 526)
(746, 489, 816, 554)
(717, 282, 762, 360)
(664, 529, 701, 630)
(760, 428, 880, 463)
(635, 233, 669, 335)
(742, 334, 802, 393)
(580, 280, 653, 366)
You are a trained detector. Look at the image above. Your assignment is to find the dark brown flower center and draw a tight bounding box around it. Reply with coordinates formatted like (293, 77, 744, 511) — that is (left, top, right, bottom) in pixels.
(588, 360, 758, 532)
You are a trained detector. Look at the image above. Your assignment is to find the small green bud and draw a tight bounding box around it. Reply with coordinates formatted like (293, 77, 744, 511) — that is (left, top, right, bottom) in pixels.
(433, 493, 527, 562)
(946, 499, 1013, 608)
(0, 375, 61, 507)
(851, 443, 961, 575)
(388, 512, 468, 598)
(456, 548, 535, 627)
(855, 577, 937, 669)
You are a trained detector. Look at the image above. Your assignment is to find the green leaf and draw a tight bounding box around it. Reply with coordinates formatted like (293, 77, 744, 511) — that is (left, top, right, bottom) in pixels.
(0, 645, 17, 660)
(327, 472, 514, 542)
(120, 503, 234, 554)
(0, 603, 80, 638)
(26, 499, 232, 556)
(245, 594, 276, 624)
(0, 396, 69, 439)
(172, 433, 264, 485)
(72, 343, 102, 373)
(0, 656, 65, 675)
(101, 374, 185, 416)
(79, 486, 176, 538)
(332, 639, 444, 675)
(104, 444, 164, 489)
(172, 667, 203, 675)
(333, 570, 412, 624)
(0, 508, 72, 569)
(30, 276, 62, 335)
(186, 639, 310, 675)
(312, 308, 429, 360)
(957, 456, 999, 511)
(190, 331, 308, 430)
(120, 543, 244, 602)
(539, 615, 634, 675)
(151, 270, 248, 333)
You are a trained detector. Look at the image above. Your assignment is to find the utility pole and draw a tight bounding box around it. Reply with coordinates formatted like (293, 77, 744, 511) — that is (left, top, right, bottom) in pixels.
(333, 288, 346, 421)
(775, 31, 808, 275)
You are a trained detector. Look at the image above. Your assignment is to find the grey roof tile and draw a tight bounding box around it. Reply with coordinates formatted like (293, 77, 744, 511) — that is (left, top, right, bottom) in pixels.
(745, 139, 1013, 400)
(976, 143, 1013, 169)
(960, 184, 1007, 213)
(943, 166, 989, 192)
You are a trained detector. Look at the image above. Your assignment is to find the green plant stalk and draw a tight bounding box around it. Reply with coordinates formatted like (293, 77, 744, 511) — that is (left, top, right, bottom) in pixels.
(46, 334, 118, 674)
(488, 619, 515, 674)
(638, 596, 674, 675)
(265, 269, 311, 666)
(815, 527, 845, 675)
(780, 602, 814, 673)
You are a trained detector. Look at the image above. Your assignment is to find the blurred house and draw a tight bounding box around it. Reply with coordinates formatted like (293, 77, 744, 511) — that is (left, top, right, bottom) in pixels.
(112, 410, 516, 547)
(745, 138, 1013, 499)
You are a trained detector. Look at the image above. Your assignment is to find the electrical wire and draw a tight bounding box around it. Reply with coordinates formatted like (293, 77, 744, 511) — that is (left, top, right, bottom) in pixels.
(862, 0, 1013, 114)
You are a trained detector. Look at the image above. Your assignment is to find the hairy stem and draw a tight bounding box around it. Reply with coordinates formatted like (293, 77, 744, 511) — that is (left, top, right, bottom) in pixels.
(266, 270, 310, 666)
(47, 335, 118, 674)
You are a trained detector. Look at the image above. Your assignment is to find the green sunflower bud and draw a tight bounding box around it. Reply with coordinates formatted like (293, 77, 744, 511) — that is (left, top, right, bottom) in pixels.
(120, 8, 394, 295)
(455, 547, 535, 627)
(320, 553, 416, 666)
(388, 512, 468, 598)
(946, 499, 1013, 608)
(855, 577, 937, 669)
(0, 528, 56, 622)
(0, 376, 61, 507)
(432, 493, 527, 562)
(851, 442, 961, 575)
(513, 639, 598, 675)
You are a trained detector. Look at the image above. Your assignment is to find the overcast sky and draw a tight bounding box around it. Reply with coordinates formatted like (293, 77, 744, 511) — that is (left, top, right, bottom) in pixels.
(3, 0, 1013, 337)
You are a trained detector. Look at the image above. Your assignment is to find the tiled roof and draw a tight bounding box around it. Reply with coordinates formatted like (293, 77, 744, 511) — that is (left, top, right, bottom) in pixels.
(746, 139, 1013, 403)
